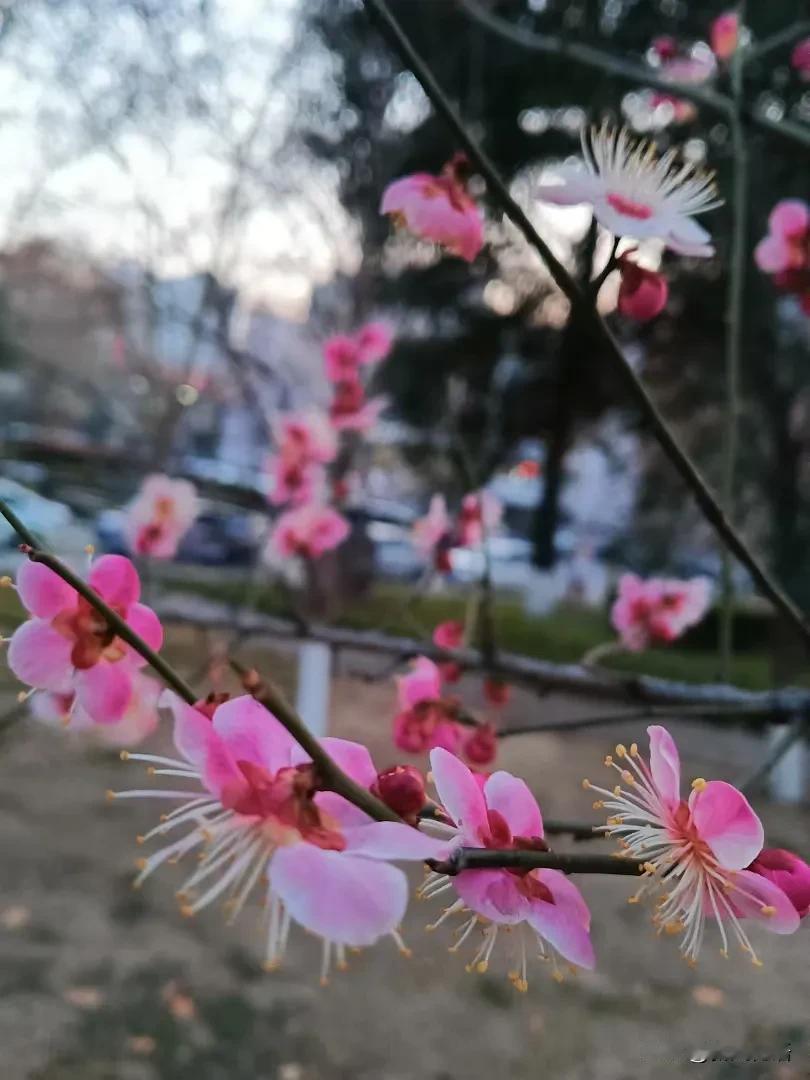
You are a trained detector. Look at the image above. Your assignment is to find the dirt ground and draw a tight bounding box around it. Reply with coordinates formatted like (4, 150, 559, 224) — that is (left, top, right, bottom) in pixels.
(1, 647, 809, 1080)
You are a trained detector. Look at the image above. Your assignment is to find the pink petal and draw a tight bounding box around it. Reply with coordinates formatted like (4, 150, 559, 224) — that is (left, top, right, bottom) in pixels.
(125, 603, 163, 666)
(525, 889, 596, 969)
(16, 561, 76, 618)
(319, 738, 377, 787)
(74, 662, 133, 724)
(88, 555, 140, 608)
(769, 199, 810, 238)
(536, 170, 598, 207)
(212, 695, 297, 774)
(397, 656, 442, 709)
(453, 868, 528, 924)
(483, 771, 543, 838)
(341, 822, 448, 861)
(727, 869, 800, 935)
(314, 791, 373, 829)
(689, 780, 764, 870)
(163, 691, 246, 801)
(269, 844, 408, 947)
(429, 747, 488, 841)
(533, 868, 591, 929)
(7, 619, 74, 692)
(647, 725, 681, 808)
(754, 234, 790, 273)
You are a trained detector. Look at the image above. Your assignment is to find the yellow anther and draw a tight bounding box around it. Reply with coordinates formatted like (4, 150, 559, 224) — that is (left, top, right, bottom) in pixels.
(263, 960, 282, 972)
(105, 789, 116, 802)
(603, 755, 613, 767)
(691, 777, 707, 792)
(592, 801, 604, 810)
(627, 895, 641, 904)
(0, 575, 13, 587)
(751, 957, 764, 968)
(513, 978, 528, 993)
(615, 744, 627, 757)
(643, 862, 656, 875)
(613, 785, 622, 796)
(399, 946, 413, 959)
(135, 835, 145, 846)
(179, 905, 195, 919)
(621, 770, 634, 785)
(760, 905, 776, 917)
(686, 957, 698, 969)
(664, 921, 684, 935)
(134, 857, 147, 870)
(146, 766, 156, 775)
(581, 779, 591, 790)
(630, 743, 639, 757)
(476, 961, 488, 974)
(119, 750, 130, 761)
(337, 960, 349, 972)
(720, 948, 728, 958)
(552, 970, 564, 983)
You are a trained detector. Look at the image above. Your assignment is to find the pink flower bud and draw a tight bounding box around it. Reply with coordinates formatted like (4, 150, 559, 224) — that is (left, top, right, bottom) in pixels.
(483, 678, 510, 707)
(617, 257, 668, 321)
(747, 848, 810, 918)
(371, 764, 426, 820)
(651, 35, 678, 61)
(463, 722, 498, 766)
(433, 620, 464, 650)
(792, 37, 810, 81)
(710, 12, 739, 60)
(440, 661, 462, 684)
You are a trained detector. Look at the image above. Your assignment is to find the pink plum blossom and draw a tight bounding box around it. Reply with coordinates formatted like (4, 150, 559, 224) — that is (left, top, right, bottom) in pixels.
(323, 322, 393, 381)
(754, 200, 810, 313)
(457, 491, 502, 547)
(270, 504, 350, 560)
(8, 556, 163, 725)
(611, 573, 711, 651)
(462, 722, 498, 767)
(586, 726, 800, 964)
(710, 12, 739, 60)
(381, 154, 484, 263)
(616, 255, 668, 320)
(329, 379, 389, 433)
(537, 124, 721, 256)
(412, 495, 452, 567)
(266, 457, 324, 508)
(422, 748, 595, 987)
(124, 474, 199, 560)
(31, 672, 160, 748)
(116, 693, 446, 978)
(393, 657, 462, 755)
(433, 621, 464, 651)
(747, 848, 810, 919)
(272, 410, 338, 466)
(791, 37, 810, 81)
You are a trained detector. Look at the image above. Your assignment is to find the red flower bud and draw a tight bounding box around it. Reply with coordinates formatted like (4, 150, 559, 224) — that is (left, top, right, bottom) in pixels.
(747, 848, 810, 918)
(440, 661, 462, 684)
(371, 764, 427, 820)
(483, 678, 510, 707)
(463, 722, 498, 766)
(617, 256, 668, 321)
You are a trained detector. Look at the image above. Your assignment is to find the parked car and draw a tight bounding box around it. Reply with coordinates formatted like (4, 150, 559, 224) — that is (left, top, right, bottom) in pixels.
(0, 478, 75, 549)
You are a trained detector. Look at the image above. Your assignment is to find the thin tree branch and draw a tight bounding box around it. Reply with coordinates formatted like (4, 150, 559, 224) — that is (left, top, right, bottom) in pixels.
(458, 0, 810, 151)
(745, 20, 810, 65)
(719, 8, 749, 679)
(362, 0, 810, 655)
(230, 658, 401, 824)
(428, 848, 643, 876)
(0, 499, 44, 550)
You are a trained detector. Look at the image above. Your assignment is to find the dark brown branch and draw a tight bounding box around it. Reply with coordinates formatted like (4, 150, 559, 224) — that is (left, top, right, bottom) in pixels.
(0, 499, 43, 550)
(362, 0, 810, 654)
(230, 659, 401, 824)
(157, 594, 810, 719)
(428, 848, 644, 876)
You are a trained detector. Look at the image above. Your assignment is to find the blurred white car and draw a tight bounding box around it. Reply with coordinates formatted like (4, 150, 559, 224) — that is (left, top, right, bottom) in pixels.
(0, 478, 75, 549)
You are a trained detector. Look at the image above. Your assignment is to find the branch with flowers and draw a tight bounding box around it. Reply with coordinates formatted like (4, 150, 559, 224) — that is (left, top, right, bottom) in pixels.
(3, 1, 810, 999)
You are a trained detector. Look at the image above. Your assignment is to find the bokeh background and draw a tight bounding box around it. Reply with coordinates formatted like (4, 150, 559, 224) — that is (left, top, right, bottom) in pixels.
(1, 1, 810, 1078)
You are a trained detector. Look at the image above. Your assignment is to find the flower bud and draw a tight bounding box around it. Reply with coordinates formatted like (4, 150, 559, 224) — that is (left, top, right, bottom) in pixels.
(710, 12, 739, 61)
(372, 765, 427, 820)
(747, 848, 810, 918)
(483, 678, 510, 707)
(433, 620, 464, 650)
(463, 722, 498, 766)
(617, 257, 668, 321)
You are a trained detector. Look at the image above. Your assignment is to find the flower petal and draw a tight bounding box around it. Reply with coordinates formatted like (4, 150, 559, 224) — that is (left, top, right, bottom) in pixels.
(162, 691, 246, 801)
(270, 845, 408, 947)
(453, 869, 528, 924)
(647, 725, 681, 808)
(125, 603, 163, 665)
(397, 657, 442, 709)
(483, 771, 544, 838)
(16, 561, 76, 618)
(536, 169, 599, 207)
(341, 822, 448, 861)
(314, 791, 373, 829)
(7, 619, 74, 691)
(88, 555, 140, 607)
(525, 889, 596, 970)
(689, 780, 764, 870)
(212, 695, 297, 774)
(74, 662, 132, 724)
(429, 747, 488, 841)
(727, 869, 800, 935)
(319, 738, 377, 787)
(534, 868, 592, 929)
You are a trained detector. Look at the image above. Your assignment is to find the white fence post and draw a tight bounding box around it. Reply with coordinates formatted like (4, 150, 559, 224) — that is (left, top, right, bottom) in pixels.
(295, 641, 332, 738)
(766, 724, 806, 804)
